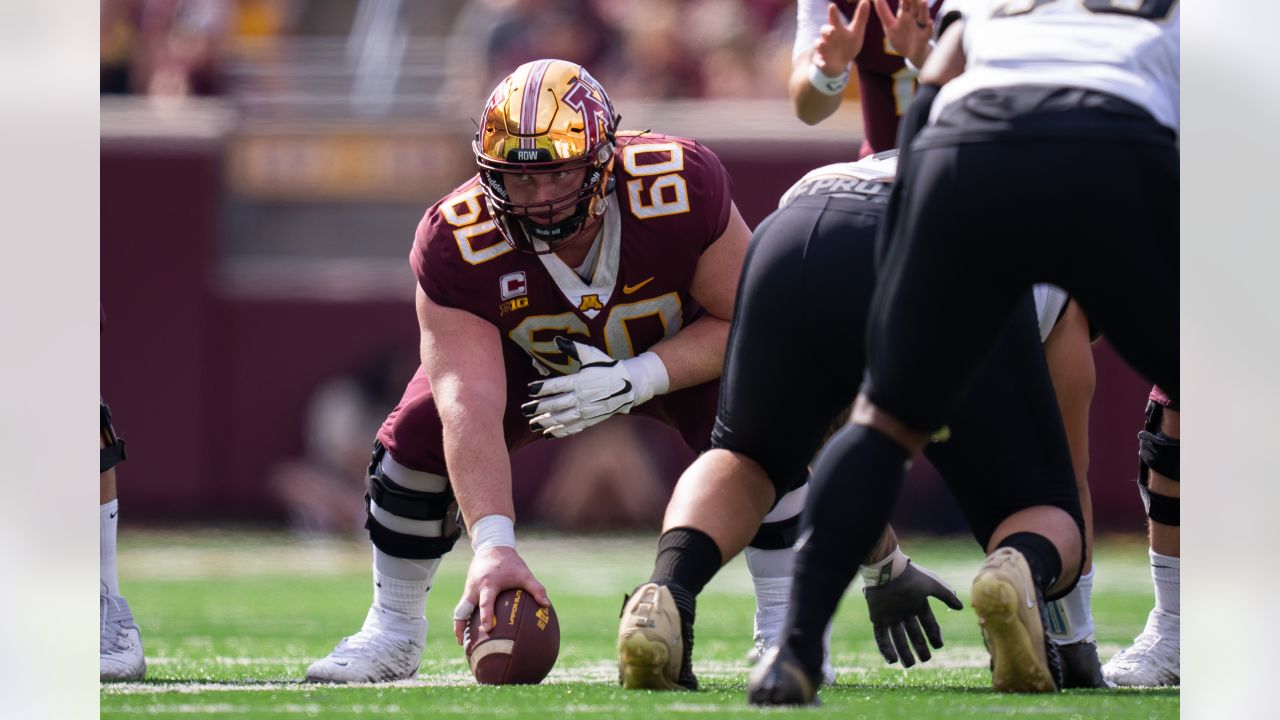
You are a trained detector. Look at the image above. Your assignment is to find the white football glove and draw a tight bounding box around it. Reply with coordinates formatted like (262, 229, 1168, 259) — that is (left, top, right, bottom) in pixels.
(522, 337, 669, 438)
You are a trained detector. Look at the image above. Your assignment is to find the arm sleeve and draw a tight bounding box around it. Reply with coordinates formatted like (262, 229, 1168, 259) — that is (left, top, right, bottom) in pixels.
(793, 0, 834, 60)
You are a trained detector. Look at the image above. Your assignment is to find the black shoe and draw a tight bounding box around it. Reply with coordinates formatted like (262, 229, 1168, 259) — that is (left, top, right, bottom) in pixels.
(747, 645, 820, 707)
(1056, 640, 1110, 688)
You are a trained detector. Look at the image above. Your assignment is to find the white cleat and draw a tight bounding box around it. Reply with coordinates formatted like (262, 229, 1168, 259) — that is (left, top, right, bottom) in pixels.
(747, 605, 836, 686)
(100, 594, 146, 682)
(1103, 611, 1180, 687)
(306, 606, 426, 683)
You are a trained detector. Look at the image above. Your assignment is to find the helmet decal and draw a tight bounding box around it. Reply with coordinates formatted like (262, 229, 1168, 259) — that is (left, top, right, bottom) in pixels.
(562, 77, 612, 150)
(519, 59, 554, 150)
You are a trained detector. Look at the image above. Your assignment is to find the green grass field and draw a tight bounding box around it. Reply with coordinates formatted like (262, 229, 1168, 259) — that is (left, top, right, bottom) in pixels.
(102, 531, 1177, 719)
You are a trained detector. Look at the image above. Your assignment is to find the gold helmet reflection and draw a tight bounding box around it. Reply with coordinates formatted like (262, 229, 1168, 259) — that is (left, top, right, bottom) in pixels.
(473, 59, 620, 253)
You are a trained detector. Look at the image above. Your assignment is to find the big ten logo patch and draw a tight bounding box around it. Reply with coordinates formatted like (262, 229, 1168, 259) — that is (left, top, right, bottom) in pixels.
(578, 294, 603, 313)
(535, 606, 550, 631)
(500, 297, 529, 316)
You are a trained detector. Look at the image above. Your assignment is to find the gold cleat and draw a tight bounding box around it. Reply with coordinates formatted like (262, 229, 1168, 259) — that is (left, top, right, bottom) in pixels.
(617, 583, 688, 690)
(972, 548, 1060, 693)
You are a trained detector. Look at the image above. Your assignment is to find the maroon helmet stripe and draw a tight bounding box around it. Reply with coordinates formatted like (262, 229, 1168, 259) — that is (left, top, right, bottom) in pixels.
(520, 60, 552, 150)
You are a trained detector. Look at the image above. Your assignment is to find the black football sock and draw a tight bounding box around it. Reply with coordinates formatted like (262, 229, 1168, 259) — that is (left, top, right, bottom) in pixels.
(785, 424, 909, 679)
(649, 527, 723, 603)
(649, 527, 722, 690)
(996, 532, 1062, 597)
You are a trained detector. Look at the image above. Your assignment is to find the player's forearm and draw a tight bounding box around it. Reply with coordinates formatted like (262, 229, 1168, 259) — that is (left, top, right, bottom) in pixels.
(440, 407, 515, 527)
(648, 314, 730, 393)
(790, 63, 845, 126)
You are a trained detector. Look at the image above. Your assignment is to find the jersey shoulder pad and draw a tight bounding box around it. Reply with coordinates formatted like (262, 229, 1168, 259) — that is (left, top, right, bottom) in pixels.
(411, 175, 514, 308)
(613, 132, 733, 247)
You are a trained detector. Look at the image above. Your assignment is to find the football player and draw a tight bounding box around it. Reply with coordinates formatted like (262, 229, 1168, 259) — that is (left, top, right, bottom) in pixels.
(101, 323, 145, 681)
(618, 151, 1101, 696)
(306, 59, 814, 685)
(791, 0, 938, 156)
(751, 0, 1178, 704)
(1103, 387, 1180, 686)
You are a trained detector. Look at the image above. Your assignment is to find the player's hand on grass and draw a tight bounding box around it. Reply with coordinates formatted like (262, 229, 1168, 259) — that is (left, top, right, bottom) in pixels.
(863, 559, 963, 667)
(453, 546, 551, 645)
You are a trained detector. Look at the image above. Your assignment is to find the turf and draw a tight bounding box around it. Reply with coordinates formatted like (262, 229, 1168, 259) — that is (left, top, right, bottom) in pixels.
(102, 531, 1178, 719)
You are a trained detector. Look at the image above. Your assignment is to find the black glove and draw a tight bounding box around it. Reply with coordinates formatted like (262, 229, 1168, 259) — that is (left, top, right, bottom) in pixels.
(864, 560, 963, 667)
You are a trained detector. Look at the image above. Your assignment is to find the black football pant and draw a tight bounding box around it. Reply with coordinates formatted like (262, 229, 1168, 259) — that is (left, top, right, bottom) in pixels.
(711, 193, 1082, 545)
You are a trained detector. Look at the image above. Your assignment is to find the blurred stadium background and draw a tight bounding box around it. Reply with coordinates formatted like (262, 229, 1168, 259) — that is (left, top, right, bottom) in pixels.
(100, 0, 1152, 537)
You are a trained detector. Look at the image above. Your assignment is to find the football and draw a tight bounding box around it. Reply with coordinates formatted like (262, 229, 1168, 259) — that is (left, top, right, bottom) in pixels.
(464, 588, 560, 685)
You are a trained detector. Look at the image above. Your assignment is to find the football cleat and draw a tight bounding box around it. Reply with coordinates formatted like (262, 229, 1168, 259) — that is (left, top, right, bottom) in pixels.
(1055, 639, 1112, 688)
(617, 583, 696, 690)
(100, 594, 146, 682)
(747, 645, 820, 707)
(1102, 611, 1180, 687)
(971, 548, 1061, 693)
(305, 606, 425, 683)
(747, 605, 835, 686)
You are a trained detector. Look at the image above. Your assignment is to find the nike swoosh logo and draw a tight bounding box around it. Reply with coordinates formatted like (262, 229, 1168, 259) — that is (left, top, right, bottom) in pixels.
(1025, 586, 1035, 609)
(109, 512, 118, 519)
(622, 277, 654, 294)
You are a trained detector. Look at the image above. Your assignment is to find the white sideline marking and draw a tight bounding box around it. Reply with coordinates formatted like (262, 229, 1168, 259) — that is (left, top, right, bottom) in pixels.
(106, 703, 405, 715)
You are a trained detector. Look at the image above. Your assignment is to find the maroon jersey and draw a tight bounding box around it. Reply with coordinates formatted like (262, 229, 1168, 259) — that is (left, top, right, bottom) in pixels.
(378, 133, 732, 473)
(831, 0, 941, 156)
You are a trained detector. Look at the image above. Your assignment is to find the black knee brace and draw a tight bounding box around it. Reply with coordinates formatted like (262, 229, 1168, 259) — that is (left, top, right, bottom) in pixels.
(1137, 400, 1179, 526)
(100, 401, 127, 473)
(363, 441, 462, 559)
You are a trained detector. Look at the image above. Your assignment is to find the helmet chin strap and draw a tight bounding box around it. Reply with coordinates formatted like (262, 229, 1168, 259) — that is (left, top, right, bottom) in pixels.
(524, 208, 605, 255)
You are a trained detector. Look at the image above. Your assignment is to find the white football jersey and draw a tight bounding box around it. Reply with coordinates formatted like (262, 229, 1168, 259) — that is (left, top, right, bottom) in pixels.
(778, 151, 898, 207)
(931, 0, 1179, 133)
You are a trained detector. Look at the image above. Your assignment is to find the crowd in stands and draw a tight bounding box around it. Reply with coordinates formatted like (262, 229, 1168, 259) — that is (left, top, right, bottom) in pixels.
(102, 0, 799, 101)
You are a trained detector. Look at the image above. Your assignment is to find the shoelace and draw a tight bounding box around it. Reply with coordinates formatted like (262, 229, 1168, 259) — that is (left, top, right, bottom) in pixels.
(1113, 629, 1170, 667)
(100, 598, 136, 654)
(337, 628, 416, 657)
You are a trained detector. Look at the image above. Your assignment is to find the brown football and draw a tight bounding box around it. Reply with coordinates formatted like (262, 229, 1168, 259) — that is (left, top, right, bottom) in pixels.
(464, 588, 560, 685)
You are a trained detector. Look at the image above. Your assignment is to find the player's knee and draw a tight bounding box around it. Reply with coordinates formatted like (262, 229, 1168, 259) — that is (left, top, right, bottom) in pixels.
(851, 394, 930, 454)
(364, 442, 462, 559)
(1137, 400, 1179, 526)
(100, 400, 128, 474)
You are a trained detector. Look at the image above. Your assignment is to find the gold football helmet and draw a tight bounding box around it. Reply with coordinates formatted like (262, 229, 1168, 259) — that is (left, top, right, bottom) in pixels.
(473, 59, 620, 253)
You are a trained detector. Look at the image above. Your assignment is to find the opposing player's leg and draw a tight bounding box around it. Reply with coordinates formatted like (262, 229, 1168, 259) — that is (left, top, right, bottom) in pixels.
(917, 293, 1085, 693)
(751, 143, 1083, 705)
(620, 197, 875, 691)
(306, 367, 464, 683)
(743, 481, 835, 685)
(1037, 299, 1108, 687)
(100, 399, 145, 682)
(1105, 393, 1180, 687)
